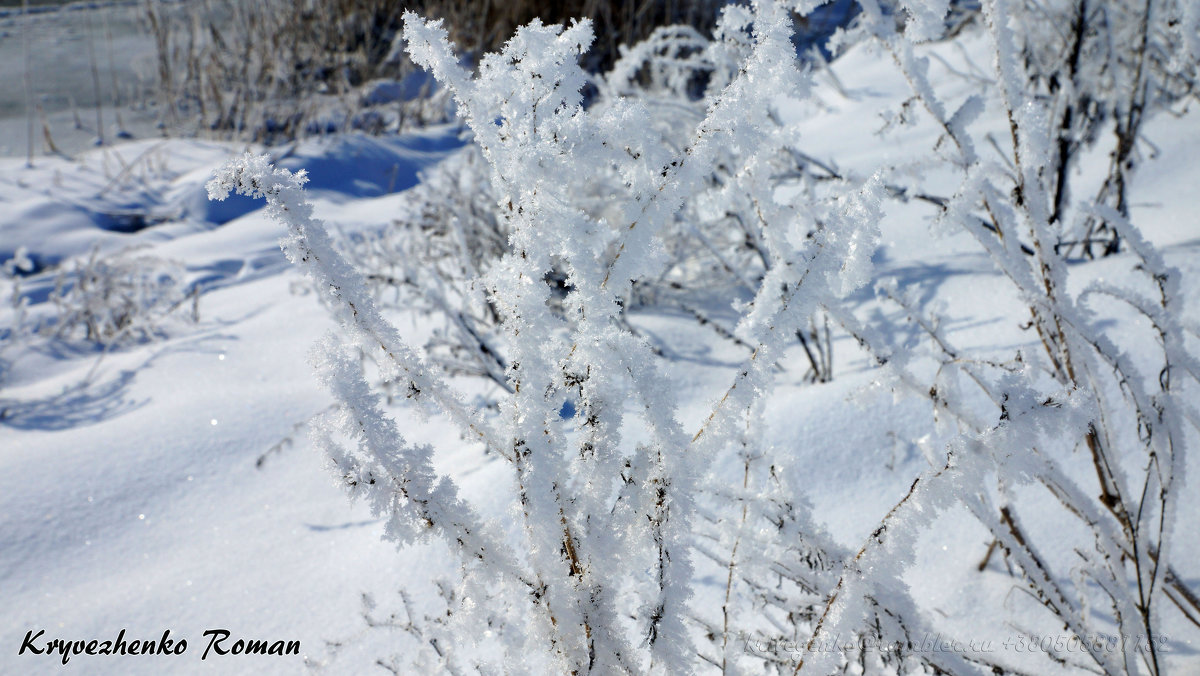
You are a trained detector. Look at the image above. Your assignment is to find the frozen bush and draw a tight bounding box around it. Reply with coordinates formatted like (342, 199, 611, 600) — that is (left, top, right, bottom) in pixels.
(0, 248, 36, 383)
(346, 146, 512, 395)
(795, 1, 1200, 673)
(210, 3, 897, 670)
(43, 247, 193, 346)
(210, 0, 1200, 673)
(142, 0, 733, 143)
(948, 0, 1200, 257)
(347, 13, 842, 390)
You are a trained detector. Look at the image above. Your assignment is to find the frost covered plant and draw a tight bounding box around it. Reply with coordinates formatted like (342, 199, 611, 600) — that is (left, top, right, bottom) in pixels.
(351, 11, 841, 390)
(346, 146, 513, 395)
(2, 248, 34, 338)
(793, 0, 1200, 674)
(207, 2, 905, 671)
(0, 248, 35, 382)
(209, 0, 1199, 673)
(998, 0, 1200, 258)
(43, 247, 192, 346)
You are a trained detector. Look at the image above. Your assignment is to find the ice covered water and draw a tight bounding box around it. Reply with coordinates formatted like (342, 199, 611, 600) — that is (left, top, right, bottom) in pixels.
(0, 1, 186, 156)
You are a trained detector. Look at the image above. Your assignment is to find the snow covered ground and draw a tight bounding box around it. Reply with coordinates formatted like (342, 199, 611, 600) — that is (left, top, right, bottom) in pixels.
(1, 12, 1198, 676)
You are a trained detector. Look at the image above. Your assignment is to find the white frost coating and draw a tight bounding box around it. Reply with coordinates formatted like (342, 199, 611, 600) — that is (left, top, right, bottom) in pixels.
(205, 157, 514, 549)
(816, 0, 1200, 672)
(404, 2, 883, 669)
(900, 0, 950, 43)
(205, 0, 1200, 672)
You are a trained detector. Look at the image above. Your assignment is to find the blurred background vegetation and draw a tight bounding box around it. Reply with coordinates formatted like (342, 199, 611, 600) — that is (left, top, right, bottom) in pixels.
(3, 0, 860, 153)
(139, 0, 858, 143)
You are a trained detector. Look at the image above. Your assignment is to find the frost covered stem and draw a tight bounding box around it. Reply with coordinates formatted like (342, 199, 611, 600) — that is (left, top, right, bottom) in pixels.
(207, 155, 506, 458)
